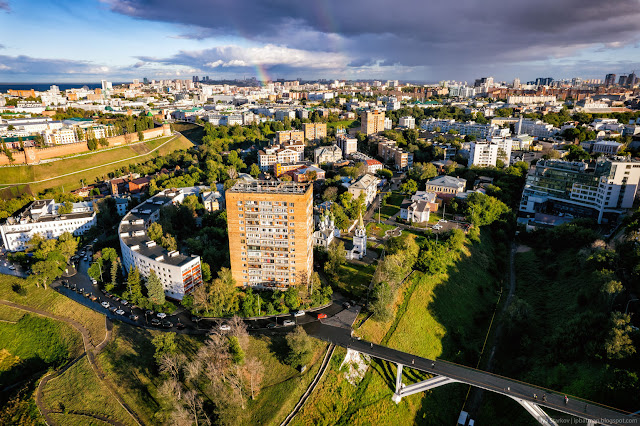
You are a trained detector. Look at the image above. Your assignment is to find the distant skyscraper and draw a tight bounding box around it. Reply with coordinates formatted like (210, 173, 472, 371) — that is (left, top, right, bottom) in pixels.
(512, 78, 521, 88)
(101, 80, 112, 91)
(619, 75, 628, 86)
(627, 72, 637, 87)
(535, 77, 553, 86)
(143, 77, 149, 84)
(604, 73, 616, 86)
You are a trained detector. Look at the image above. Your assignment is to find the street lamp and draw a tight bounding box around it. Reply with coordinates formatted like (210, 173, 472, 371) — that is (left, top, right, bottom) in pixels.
(625, 298, 639, 315)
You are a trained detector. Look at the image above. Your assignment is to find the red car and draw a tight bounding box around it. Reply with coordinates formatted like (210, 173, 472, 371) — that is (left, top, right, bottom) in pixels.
(317, 313, 327, 319)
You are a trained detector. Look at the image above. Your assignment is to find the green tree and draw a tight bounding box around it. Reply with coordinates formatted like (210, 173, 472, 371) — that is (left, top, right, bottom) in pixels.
(325, 241, 346, 279)
(137, 130, 144, 141)
(88, 260, 104, 282)
(250, 163, 261, 178)
(152, 332, 177, 362)
(161, 233, 177, 251)
(466, 192, 509, 226)
(87, 138, 98, 151)
(127, 266, 143, 303)
(207, 267, 239, 316)
(147, 269, 166, 305)
(605, 312, 636, 360)
(285, 326, 314, 368)
(228, 336, 245, 364)
(400, 179, 418, 194)
(376, 168, 393, 180)
(284, 286, 301, 310)
(371, 281, 393, 321)
(110, 257, 120, 289)
(58, 201, 73, 215)
(322, 186, 339, 202)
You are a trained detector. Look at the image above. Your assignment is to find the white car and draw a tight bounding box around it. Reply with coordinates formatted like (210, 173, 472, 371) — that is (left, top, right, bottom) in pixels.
(101, 301, 110, 309)
(115, 309, 125, 316)
(292, 310, 305, 317)
(8, 265, 15, 270)
(157, 312, 167, 319)
(91, 279, 97, 285)
(121, 300, 129, 306)
(432, 225, 442, 230)
(283, 320, 295, 326)
(439, 219, 448, 223)
(219, 324, 231, 331)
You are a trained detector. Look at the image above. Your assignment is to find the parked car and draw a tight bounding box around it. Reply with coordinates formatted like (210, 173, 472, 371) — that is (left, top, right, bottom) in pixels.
(113, 297, 121, 302)
(317, 313, 327, 319)
(342, 302, 351, 309)
(101, 301, 110, 309)
(145, 310, 154, 316)
(150, 318, 161, 326)
(84, 292, 91, 297)
(439, 219, 448, 223)
(292, 310, 305, 317)
(115, 309, 125, 316)
(109, 306, 118, 313)
(129, 314, 139, 321)
(219, 324, 231, 331)
(176, 322, 185, 330)
(157, 312, 167, 319)
(8, 265, 15, 270)
(91, 279, 97, 285)
(162, 321, 174, 329)
(282, 320, 295, 326)
(121, 300, 129, 306)
(90, 295, 97, 301)
(266, 323, 277, 329)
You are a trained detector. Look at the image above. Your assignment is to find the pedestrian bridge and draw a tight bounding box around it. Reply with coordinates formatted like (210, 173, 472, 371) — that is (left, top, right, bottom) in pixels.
(305, 322, 640, 426)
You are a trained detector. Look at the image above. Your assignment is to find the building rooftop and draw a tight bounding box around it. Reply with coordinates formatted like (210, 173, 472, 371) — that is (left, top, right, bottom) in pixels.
(227, 180, 311, 195)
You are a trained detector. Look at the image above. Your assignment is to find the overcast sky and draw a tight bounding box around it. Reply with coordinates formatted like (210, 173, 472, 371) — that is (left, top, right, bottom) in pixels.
(1, 0, 640, 83)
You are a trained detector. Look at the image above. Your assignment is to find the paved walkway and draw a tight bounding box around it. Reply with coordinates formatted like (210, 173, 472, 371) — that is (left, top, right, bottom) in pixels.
(0, 300, 141, 426)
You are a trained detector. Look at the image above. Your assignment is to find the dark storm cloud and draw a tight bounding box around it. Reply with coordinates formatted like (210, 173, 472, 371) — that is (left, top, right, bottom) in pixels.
(105, 0, 640, 59)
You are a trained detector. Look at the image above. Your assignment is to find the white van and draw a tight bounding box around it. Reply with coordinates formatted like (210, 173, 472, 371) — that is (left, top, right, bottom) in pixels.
(457, 411, 469, 426)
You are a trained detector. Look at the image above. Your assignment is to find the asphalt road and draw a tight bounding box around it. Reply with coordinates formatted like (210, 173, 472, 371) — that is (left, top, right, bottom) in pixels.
(54, 252, 351, 335)
(304, 322, 640, 426)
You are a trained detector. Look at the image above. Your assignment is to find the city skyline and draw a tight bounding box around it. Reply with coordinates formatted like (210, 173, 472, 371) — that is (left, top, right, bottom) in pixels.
(1, 0, 640, 83)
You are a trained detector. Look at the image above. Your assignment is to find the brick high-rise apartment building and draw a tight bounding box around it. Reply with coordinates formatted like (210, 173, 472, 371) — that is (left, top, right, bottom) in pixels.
(361, 110, 386, 135)
(226, 181, 313, 289)
(303, 122, 327, 141)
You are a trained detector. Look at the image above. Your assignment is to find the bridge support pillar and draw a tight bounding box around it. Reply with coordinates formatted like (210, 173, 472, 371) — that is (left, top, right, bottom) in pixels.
(512, 397, 558, 426)
(392, 363, 459, 404)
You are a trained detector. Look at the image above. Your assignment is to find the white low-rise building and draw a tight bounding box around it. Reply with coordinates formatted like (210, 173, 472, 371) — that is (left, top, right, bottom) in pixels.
(348, 174, 380, 207)
(1, 199, 96, 252)
(118, 188, 204, 301)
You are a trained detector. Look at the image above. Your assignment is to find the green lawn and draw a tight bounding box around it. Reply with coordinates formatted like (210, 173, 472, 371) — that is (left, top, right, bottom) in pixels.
(297, 231, 503, 425)
(366, 222, 396, 239)
(333, 262, 377, 298)
(43, 356, 136, 426)
(0, 134, 193, 194)
(327, 119, 359, 129)
(0, 275, 106, 347)
(0, 313, 83, 391)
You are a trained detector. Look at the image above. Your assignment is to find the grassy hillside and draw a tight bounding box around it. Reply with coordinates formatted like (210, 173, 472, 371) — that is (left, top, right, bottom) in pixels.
(294, 231, 503, 425)
(0, 134, 193, 194)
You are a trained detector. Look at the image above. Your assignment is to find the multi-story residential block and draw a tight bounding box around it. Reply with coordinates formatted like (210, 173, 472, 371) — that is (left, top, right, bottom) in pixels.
(371, 135, 414, 171)
(275, 110, 296, 121)
(1, 200, 96, 252)
(363, 159, 383, 174)
(119, 188, 204, 301)
(348, 174, 380, 206)
(303, 122, 327, 141)
(314, 144, 342, 164)
(275, 130, 304, 144)
(469, 138, 512, 167)
(420, 118, 509, 139)
(519, 158, 640, 223)
(361, 110, 386, 135)
(44, 128, 78, 145)
(424, 176, 467, 197)
(226, 181, 313, 289)
(337, 134, 358, 157)
(259, 142, 304, 171)
(507, 95, 556, 104)
(592, 141, 623, 155)
(399, 116, 415, 129)
(469, 141, 499, 167)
